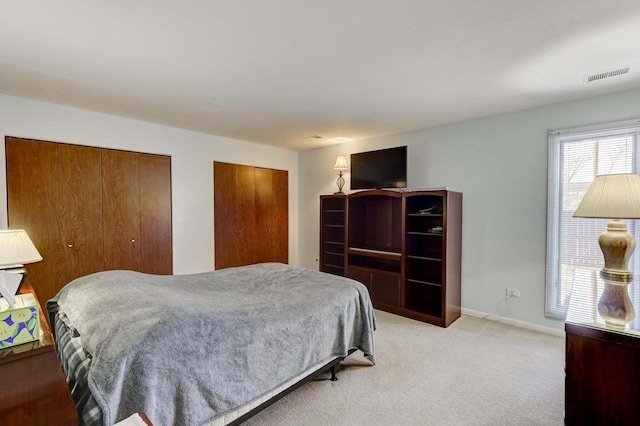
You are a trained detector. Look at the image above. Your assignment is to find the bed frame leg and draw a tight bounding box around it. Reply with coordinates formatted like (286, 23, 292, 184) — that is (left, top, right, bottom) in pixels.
(330, 364, 339, 381)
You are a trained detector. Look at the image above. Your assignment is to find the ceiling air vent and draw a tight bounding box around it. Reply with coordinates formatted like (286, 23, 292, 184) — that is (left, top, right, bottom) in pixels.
(587, 67, 630, 83)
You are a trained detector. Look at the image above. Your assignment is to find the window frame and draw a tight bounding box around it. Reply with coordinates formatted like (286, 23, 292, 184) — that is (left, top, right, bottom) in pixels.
(546, 119, 640, 319)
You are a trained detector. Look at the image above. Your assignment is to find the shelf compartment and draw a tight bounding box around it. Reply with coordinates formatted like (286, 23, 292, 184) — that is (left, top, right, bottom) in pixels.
(406, 257, 442, 285)
(405, 194, 444, 216)
(407, 278, 442, 287)
(348, 253, 401, 274)
(322, 211, 345, 226)
(406, 233, 443, 259)
(348, 194, 402, 254)
(405, 281, 442, 318)
(323, 227, 345, 244)
(323, 240, 344, 247)
(348, 246, 401, 259)
(406, 216, 443, 234)
(322, 253, 345, 268)
(322, 197, 346, 211)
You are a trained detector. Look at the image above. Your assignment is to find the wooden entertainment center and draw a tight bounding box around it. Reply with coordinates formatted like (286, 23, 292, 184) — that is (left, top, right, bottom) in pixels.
(320, 189, 462, 327)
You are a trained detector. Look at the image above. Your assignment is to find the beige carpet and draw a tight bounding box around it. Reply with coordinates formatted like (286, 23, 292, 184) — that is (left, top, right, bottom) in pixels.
(244, 310, 565, 426)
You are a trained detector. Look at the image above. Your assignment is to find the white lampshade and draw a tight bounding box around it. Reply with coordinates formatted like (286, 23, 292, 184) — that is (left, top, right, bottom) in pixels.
(0, 229, 43, 268)
(333, 155, 349, 171)
(573, 173, 640, 219)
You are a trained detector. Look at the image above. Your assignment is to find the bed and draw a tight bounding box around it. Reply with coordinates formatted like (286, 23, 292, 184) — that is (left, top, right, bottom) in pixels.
(46, 262, 376, 425)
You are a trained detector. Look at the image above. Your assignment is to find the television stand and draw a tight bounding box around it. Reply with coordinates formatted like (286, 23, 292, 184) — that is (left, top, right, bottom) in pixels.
(319, 189, 462, 327)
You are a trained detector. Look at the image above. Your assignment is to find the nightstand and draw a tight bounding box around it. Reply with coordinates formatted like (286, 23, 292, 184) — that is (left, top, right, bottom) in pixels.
(565, 268, 640, 425)
(0, 279, 77, 425)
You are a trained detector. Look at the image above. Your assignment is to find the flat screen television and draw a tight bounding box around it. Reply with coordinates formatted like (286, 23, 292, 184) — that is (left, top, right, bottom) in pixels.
(350, 146, 407, 190)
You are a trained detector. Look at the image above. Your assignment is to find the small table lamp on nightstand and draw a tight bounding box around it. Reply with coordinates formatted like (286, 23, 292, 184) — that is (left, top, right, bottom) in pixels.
(0, 229, 42, 308)
(573, 173, 640, 330)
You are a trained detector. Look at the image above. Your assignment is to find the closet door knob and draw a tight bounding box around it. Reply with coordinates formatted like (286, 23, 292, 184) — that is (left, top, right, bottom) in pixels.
(67, 243, 73, 248)
(130, 239, 136, 243)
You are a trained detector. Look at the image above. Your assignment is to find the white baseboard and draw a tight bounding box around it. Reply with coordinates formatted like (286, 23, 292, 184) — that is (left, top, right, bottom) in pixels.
(461, 308, 565, 338)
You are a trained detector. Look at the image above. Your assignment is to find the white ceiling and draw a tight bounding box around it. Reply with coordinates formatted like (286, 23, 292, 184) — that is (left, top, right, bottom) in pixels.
(2, 1, 640, 151)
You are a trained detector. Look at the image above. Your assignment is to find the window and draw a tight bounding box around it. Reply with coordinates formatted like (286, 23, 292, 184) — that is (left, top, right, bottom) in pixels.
(546, 120, 640, 318)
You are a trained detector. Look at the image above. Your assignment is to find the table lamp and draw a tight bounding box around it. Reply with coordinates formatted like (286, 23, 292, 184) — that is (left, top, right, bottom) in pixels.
(573, 173, 640, 329)
(0, 230, 42, 308)
(333, 155, 349, 194)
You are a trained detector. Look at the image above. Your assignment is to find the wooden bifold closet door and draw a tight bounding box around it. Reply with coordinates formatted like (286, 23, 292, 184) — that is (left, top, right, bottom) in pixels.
(6, 137, 172, 304)
(214, 162, 288, 269)
(101, 150, 172, 274)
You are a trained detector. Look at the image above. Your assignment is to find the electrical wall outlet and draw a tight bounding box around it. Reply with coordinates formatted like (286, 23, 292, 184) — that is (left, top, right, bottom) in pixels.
(506, 288, 521, 298)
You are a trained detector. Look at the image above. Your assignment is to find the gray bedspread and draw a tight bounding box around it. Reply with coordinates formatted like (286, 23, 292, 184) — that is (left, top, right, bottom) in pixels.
(49, 263, 376, 426)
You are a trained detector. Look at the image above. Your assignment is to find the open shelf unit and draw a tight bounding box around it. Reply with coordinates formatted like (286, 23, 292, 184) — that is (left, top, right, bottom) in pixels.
(404, 193, 448, 322)
(319, 195, 347, 276)
(319, 189, 462, 327)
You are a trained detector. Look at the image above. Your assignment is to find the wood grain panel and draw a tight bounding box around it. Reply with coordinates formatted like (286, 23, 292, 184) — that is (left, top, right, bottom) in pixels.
(565, 326, 640, 424)
(139, 153, 172, 274)
(214, 163, 287, 269)
(254, 167, 273, 262)
(6, 138, 62, 304)
(102, 149, 141, 271)
(7, 138, 173, 294)
(58, 144, 104, 285)
(271, 169, 288, 263)
(235, 164, 257, 266)
(346, 268, 372, 293)
(214, 162, 238, 269)
(0, 349, 77, 426)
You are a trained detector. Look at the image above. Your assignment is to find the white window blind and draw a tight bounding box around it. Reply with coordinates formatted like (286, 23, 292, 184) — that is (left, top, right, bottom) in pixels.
(546, 120, 640, 318)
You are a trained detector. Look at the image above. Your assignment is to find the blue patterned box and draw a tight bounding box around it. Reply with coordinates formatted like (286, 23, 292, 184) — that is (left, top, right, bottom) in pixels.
(0, 294, 40, 349)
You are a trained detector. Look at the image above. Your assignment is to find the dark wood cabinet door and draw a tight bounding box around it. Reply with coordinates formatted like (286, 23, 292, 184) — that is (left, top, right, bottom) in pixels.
(102, 149, 141, 271)
(346, 268, 372, 294)
(370, 272, 401, 307)
(255, 168, 288, 263)
(214, 162, 239, 269)
(58, 144, 104, 285)
(139, 153, 172, 274)
(346, 267, 400, 307)
(6, 138, 62, 304)
(271, 169, 288, 263)
(565, 325, 640, 425)
(254, 167, 273, 263)
(234, 164, 257, 266)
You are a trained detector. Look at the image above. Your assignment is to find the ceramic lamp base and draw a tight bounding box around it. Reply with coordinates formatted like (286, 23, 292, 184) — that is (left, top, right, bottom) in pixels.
(598, 272, 635, 330)
(599, 220, 635, 275)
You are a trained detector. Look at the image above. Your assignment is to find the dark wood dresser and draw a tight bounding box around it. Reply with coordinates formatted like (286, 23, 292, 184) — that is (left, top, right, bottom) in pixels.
(0, 279, 77, 425)
(565, 268, 640, 425)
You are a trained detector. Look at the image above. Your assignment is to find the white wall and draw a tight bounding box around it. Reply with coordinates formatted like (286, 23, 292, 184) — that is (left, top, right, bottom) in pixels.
(0, 94, 299, 273)
(299, 88, 640, 331)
